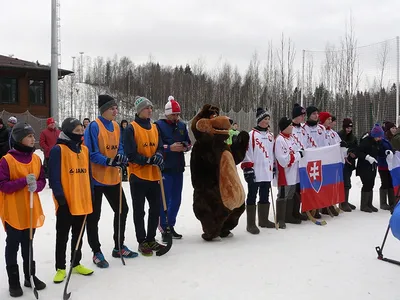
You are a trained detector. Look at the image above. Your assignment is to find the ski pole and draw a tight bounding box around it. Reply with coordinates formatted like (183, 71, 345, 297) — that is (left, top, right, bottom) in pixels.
(63, 215, 87, 300)
(29, 191, 39, 299)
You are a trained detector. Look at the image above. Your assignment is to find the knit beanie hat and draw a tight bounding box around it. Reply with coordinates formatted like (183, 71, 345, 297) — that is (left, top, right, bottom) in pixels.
(12, 122, 35, 142)
(134, 96, 153, 115)
(306, 106, 318, 119)
(47, 117, 55, 126)
(319, 112, 331, 125)
(98, 95, 117, 115)
(370, 123, 385, 138)
(62, 118, 82, 134)
(279, 117, 293, 132)
(292, 103, 306, 119)
(384, 121, 396, 132)
(165, 96, 181, 116)
(8, 116, 17, 125)
(256, 108, 270, 124)
(342, 118, 353, 130)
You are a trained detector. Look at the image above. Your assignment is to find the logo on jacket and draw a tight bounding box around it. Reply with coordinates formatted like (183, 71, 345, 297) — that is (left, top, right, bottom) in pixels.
(307, 160, 322, 193)
(106, 145, 118, 150)
(143, 142, 156, 148)
(317, 128, 322, 135)
(69, 168, 88, 174)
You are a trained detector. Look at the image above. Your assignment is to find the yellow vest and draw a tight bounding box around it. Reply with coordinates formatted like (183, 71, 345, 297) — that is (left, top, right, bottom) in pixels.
(128, 121, 161, 181)
(0, 154, 45, 230)
(53, 144, 93, 215)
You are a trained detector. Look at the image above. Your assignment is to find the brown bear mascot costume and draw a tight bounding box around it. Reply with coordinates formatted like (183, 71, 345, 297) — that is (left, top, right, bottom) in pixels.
(190, 104, 250, 241)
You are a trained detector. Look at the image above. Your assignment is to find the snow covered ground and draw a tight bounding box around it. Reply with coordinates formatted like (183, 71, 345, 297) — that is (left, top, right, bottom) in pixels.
(0, 150, 399, 300)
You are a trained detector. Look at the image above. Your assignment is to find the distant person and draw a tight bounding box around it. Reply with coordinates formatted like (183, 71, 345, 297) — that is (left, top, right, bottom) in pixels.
(7, 116, 17, 150)
(0, 118, 9, 158)
(39, 118, 61, 178)
(227, 120, 239, 145)
(83, 118, 91, 129)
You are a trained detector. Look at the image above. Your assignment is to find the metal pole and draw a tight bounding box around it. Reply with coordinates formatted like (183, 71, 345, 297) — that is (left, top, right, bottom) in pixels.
(301, 49, 305, 107)
(396, 36, 399, 127)
(79, 52, 84, 83)
(51, 0, 59, 121)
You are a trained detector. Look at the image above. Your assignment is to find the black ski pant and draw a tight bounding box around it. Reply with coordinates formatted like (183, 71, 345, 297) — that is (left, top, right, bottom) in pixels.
(55, 207, 85, 270)
(379, 170, 393, 190)
(343, 164, 353, 190)
(246, 181, 270, 205)
(86, 184, 128, 253)
(360, 168, 377, 192)
(129, 176, 161, 244)
(5, 222, 35, 267)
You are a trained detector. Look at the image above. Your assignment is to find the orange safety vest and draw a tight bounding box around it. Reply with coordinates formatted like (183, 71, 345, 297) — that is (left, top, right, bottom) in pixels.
(0, 154, 45, 230)
(53, 144, 93, 216)
(91, 118, 121, 185)
(128, 121, 161, 181)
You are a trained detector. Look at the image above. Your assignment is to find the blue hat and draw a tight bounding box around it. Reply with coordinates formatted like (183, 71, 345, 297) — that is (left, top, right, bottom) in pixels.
(370, 123, 384, 138)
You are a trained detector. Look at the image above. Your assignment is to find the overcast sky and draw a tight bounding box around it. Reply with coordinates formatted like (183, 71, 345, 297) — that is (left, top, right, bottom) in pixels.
(1, 0, 399, 74)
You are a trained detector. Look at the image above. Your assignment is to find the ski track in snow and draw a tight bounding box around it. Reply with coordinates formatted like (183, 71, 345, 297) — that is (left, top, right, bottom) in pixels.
(0, 151, 399, 299)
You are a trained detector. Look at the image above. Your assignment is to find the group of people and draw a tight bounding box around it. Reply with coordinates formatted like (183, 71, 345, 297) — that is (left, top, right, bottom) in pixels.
(240, 104, 398, 234)
(0, 94, 191, 297)
(1, 94, 399, 298)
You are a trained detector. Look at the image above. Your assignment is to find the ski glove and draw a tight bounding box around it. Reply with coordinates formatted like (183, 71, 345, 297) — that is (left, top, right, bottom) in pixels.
(365, 155, 378, 165)
(243, 168, 255, 184)
(386, 150, 394, 161)
(147, 152, 165, 170)
(114, 154, 129, 166)
(26, 174, 37, 192)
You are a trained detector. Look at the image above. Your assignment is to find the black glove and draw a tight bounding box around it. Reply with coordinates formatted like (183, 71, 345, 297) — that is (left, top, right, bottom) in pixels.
(243, 168, 255, 184)
(114, 154, 128, 166)
(298, 149, 304, 158)
(147, 152, 164, 170)
(340, 140, 347, 147)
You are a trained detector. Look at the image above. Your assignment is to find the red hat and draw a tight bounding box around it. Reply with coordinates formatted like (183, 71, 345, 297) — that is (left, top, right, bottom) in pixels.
(47, 117, 55, 125)
(319, 112, 331, 125)
(165, 96, 181, 116)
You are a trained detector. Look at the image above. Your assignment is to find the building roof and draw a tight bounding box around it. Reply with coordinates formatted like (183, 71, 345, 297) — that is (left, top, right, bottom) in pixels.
(0, 55, 73, 77)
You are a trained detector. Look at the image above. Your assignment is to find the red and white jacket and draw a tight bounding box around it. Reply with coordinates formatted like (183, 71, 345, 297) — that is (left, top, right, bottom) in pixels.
(275, 132, 303, 186)
(292, 124, 307, 149)
(325, 128, 341, 145)
(241, 128, 274, 182)
(303, 123, 327, 148)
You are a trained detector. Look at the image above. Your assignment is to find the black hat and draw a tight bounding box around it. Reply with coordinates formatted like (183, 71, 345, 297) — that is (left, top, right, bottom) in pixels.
(98, 95, 117, 115)
(342, 118, 353, 130)
(12, 122, 35, 142)
(306, 106, 318, 119)
(62, 118, 82, 134)
(279, 117, 293, 132)
(256, 108, 270, 124)
(292, 103, 306, 119)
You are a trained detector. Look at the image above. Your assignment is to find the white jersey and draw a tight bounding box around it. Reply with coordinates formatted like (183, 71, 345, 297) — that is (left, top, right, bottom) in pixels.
(242, 128, 275, 182)
(325, 128, 341, 145)
(275, 133, 302, 186)
(292, 124, 307, 149)
(303, 123, 327, 148)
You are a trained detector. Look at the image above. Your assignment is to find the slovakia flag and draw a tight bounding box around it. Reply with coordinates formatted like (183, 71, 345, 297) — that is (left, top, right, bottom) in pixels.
(299, 144, 345, 212)
(386, 151, 400, 197)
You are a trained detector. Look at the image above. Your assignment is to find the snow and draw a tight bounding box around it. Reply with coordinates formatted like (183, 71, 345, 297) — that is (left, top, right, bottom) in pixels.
(0, 150, 399, 300)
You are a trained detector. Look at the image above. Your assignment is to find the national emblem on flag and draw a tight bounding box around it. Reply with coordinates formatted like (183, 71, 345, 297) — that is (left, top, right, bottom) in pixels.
(306, 160, 322, 193)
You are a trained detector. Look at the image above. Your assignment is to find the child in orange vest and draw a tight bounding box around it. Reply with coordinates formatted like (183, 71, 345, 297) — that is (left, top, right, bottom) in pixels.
(49, 118, 94, 283)
(0, 122, 46, 297)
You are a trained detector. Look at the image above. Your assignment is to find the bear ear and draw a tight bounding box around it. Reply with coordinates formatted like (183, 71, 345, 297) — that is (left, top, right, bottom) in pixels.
(196, 118, 213, 134)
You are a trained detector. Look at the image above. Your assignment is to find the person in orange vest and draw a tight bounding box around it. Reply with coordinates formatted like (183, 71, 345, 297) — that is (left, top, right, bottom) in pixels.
(84, 95, 137, 269)
(124, 96, 166, 256)
(0, 122, 46, 297)
(48, 118, 95, 283)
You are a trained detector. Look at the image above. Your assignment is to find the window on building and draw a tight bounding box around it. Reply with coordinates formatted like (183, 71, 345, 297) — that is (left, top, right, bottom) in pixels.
(0, 77, 18, 103)
(29, 80, 45, 104)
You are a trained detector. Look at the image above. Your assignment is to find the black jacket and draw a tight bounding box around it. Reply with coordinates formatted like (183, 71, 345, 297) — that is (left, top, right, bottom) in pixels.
(356, 133, 380, 176)
(338, 129, 358, 169)
(0, 127, 9, 158)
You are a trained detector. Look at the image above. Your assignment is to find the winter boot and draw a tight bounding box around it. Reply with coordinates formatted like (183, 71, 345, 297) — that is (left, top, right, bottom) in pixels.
(368, 191, 378, 212)
(339, 188, 352, 212)
(23, 260, 46, 290)
(53, 269, 66, 284)
(257, 203, 275, 228)
(92, 251, 109, 268)
(6, 265, 23, 297)
(276, 198, 286, 229)
(73, 264, 94, 276)
(321, 207, 330, 215)
(329, 206, 339, 216)
(246, 205, 260, 234)
(285, 197, 301, 224)
(380, 189, 391, 210)
(388, 188, 396, 208)
(292, 195, 308, 221)
(360, 191, 372, 213)
(171, 227, 183, 239)
(313, 209, 322, 219)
